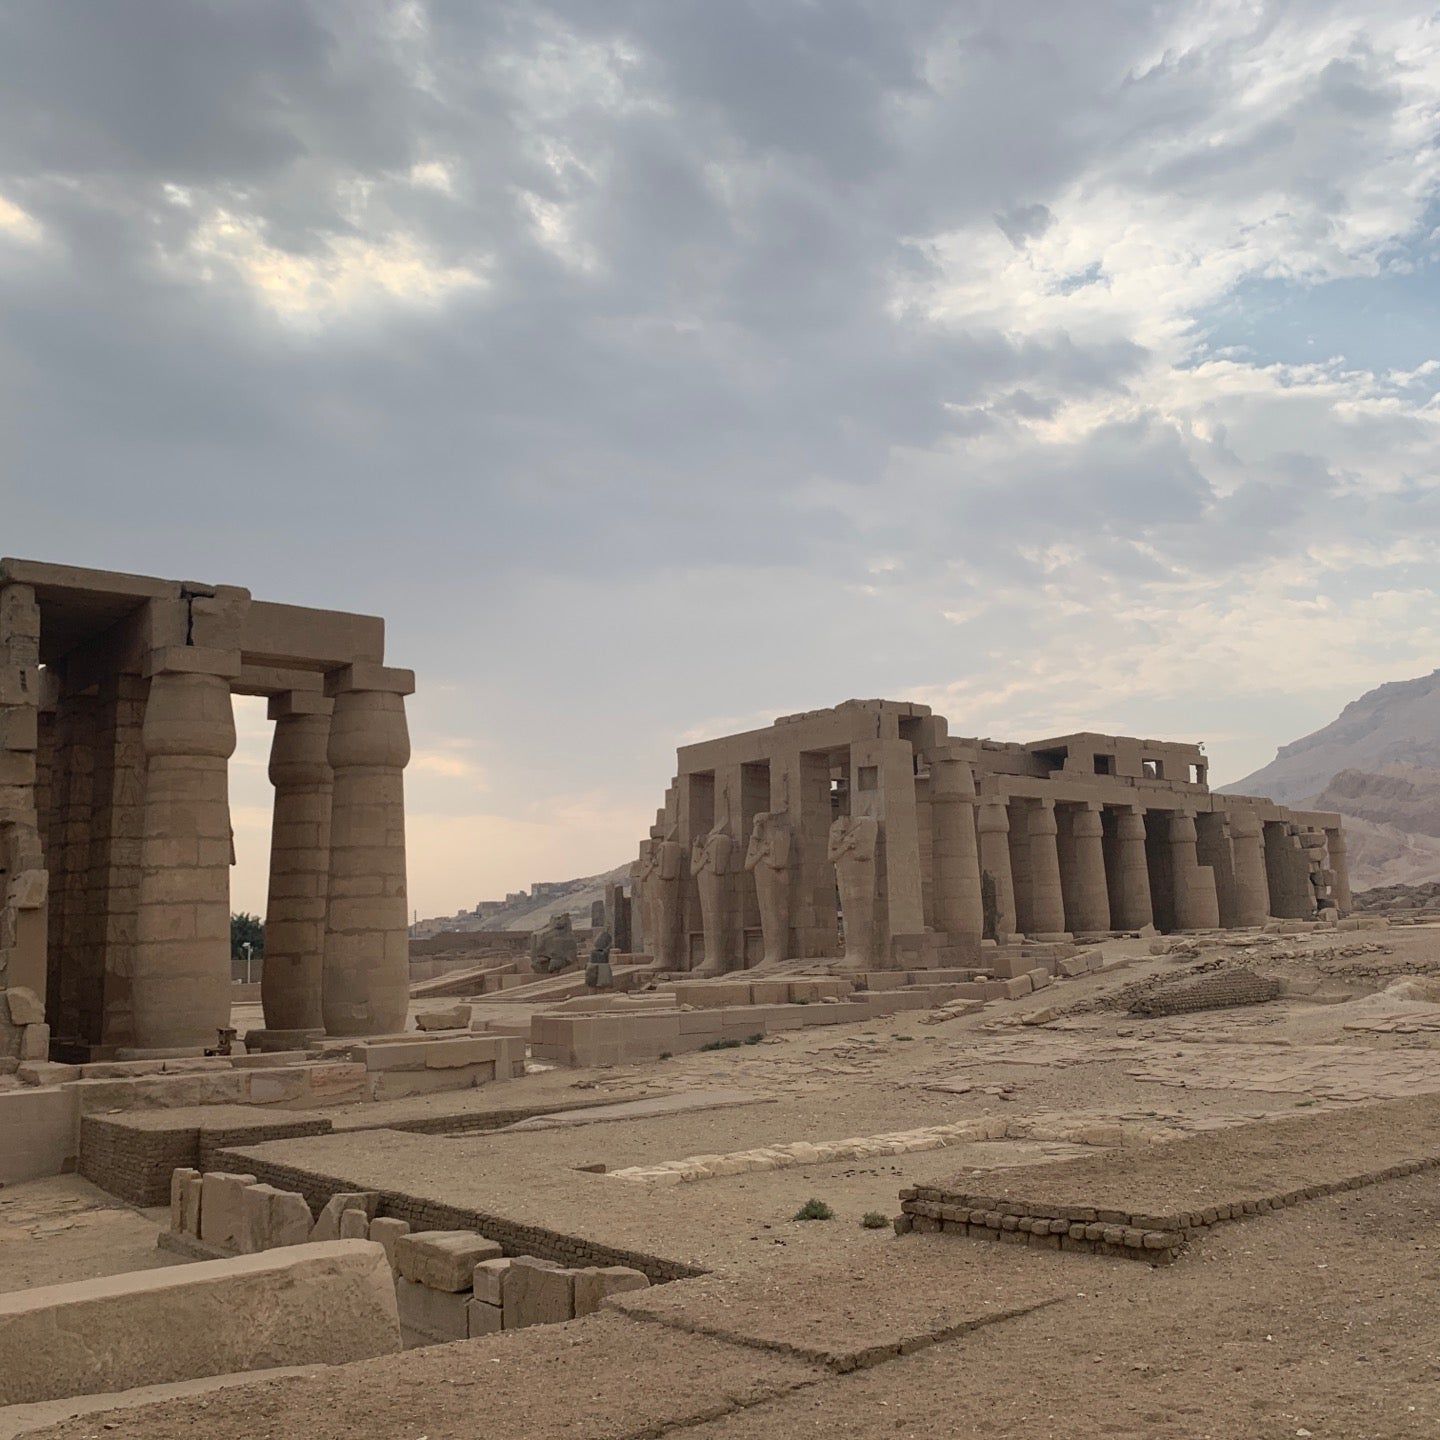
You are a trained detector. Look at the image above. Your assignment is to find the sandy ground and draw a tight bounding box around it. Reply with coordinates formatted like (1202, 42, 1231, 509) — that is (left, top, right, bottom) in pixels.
(14, 921, 1440, 1439)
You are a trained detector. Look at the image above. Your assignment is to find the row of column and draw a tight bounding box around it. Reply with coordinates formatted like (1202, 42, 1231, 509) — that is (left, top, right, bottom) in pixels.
(59, 651, 413, 1055)
(967, 798, 1323, 942)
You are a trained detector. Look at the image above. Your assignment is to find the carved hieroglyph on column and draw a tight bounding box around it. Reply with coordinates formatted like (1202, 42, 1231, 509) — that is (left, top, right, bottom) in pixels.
(261, 693, 332, 1033)
(322, 665, 412, 1037)
(132, 653, 238, 1054)
(829, 814, 880, 968)
(744, 810, 792, 967)
(690, 823, 735, 976)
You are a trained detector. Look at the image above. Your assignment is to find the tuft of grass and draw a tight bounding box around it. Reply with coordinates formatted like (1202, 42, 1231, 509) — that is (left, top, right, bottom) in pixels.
(659, 1051, 672, 1060)
(860, 1211, 889, 1229)
(744, 1032, 763, 1045)
(793, 1197, 835, 1222)
(700, 1037, 742, 1052)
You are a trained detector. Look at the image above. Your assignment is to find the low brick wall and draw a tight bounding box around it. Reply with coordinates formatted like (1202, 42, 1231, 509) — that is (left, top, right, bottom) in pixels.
(79, 1108, 334, 1205)
(211, 1146, 704, 1284)
(897, 1154, 1440, 1265)
(1129, 968, 1281, 1017)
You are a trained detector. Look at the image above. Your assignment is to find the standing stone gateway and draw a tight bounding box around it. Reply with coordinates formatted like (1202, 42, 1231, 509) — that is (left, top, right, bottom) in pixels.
(0, 558, 414, 1065)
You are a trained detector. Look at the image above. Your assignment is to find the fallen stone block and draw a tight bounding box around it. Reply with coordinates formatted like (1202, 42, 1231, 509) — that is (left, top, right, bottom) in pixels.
(198, 1172, 257, 1252)
(466, 1297, 504, 1335)
(170, 1167, 201, 1232)
(573, 1266, 650, 1317)
(340, 1208, 370, 1240)
(0, 1240, 400, 1406)
(368, 1216, 410, 1266)
(239, 1183, 314, 1254)
(472, 1256, 513, 1305)
(396, 1277, 470, 1345)
(310, 1190, 381, 1242)
(4, 986, 45, 1025)
(394, 1229, 504, 1292)
(502, 1256, 574, 1329)
(416, 1004, 471, 1031)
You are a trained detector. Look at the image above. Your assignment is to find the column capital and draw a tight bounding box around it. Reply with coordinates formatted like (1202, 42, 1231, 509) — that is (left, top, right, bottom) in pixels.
(324, 662, 414, 697)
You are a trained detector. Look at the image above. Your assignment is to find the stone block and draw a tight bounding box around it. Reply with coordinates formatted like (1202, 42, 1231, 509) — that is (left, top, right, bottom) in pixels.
(181, 1173, 203, 1235)
(368, 1216, 410, 1266)
(340, 1208, 371, 1240)
(170, 1166, 201, 1232)
(572, 1265, 650, 1317)
(0, 1241, 400, 1406)
(472, 1256, 513, 1305)
(16, 1060, 78, 1086)
(3, 985, 43, 1025)
(466, 1297, 504, 1335)
(198, 1172, 257, 1251)
(416, 1004, 471, 1031)
(396, 1277, 470, 1345)
(310, 1190, 381, 1242)
(19, 1022, 48, 1060)
(239, 1183, 314, 1253)
(502, 1255, 574, 1329)
(394, 1229, 504, 1292)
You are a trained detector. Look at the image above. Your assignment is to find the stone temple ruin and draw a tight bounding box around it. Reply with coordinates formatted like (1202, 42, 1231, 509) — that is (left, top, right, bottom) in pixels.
(629, 699, 1352, 973)
(0, 557, 414, 1063)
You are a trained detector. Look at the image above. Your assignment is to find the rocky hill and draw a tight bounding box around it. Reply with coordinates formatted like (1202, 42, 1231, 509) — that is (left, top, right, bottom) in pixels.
(1225, 670, 1440, 890)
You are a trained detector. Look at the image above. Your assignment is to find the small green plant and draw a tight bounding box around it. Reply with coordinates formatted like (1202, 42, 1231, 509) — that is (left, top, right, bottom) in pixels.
(860, 1211, 889, 1229)
(659, 1051, 672, 1060)
(744, 1032, 763, 1045)
(700, 1037, 742, 1051)
(793, 1198, 834, 1222)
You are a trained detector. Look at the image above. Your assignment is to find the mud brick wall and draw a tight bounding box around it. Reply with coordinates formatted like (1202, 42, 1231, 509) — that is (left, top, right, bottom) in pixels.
(212, 1147, 704, 1284)
(1129, 968, 1281, 1017)
(79, 1112, 333, 1205)
(896, 1152, 1440, 1265)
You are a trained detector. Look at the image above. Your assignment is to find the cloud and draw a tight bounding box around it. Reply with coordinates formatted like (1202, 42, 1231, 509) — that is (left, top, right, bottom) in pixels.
(3, 1, 1439, 913)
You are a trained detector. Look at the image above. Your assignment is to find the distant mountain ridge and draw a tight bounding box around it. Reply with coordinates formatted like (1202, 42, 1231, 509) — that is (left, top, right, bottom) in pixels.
(1226, 669, 1440, 889)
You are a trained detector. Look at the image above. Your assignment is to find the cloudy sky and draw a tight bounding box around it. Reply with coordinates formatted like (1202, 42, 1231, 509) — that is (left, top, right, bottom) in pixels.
(4, 1, 1440, 920)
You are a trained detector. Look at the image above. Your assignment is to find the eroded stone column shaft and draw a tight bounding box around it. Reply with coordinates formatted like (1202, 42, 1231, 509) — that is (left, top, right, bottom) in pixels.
(1108, 807, 1153, 931)
(930, 755, 983, 957)
(1063, 804, 1110, 934)
(262, 694, 333, 1032)
(1026, 802, 1067, 937)
(132, 657, 237, 1053)
(1227, 810, 1272, 926)
(322, 666, 412, 1037)
(1325, 828, 1352, 914)
(1168, 812, 1220, 931)
(976, 801, 1016, 942)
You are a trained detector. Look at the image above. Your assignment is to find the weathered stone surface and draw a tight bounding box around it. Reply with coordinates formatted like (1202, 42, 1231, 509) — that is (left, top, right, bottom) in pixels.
(472, 1256, 513, 1305)
(170, 1167, 200, 1232)
(368, 1216, 410, 1266)
(181, 1173, 203, 1235)
(393, 1229, 503, 1292)
(339, 1208, 370, 1240)
(573, 1265, 650, 1317)
(466, 1297, 504, 1335)
(309, 1190, 380, 1242)
(0, 1240, 400, 1405)
(239, 1183, 314, 1253)
(396, 1277, 469, 1344)
(198, 1173, 257, 1251)
(4, 985, 43, 1025)
(502, 1255, 574, 1329)
(416, 1004, 470, 1031)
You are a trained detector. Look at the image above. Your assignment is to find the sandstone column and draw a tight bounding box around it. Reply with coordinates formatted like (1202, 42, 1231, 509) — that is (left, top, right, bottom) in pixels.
(744, 811, 792, 967)
(1062, 803, 1110, 934)
(829, 814, 880, 967)
(1026, 802, 1068, 938)
(1226, 809, 1271, 926)
(132, 650, 239, 1054)
(1107, 806, 1154, 931)
(322, 664, 413, 1037)
(261, 692, 333, 1033)
(930, 754, 983, 960)
(1324, 827, 1352, 915)
(690, 823, 736, 977)
(1168, 812, 1220, 930)
(976, 800, 1016, 942)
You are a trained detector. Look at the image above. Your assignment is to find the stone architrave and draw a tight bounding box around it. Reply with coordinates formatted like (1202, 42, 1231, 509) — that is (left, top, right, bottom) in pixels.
(132, 650, 240, 1054)
(828, 814, 880, 969)
(261, 693, 332, 1032)
(743, 810, 792, 967)
(690, 824, 735, 976)
(322, 664, 413, 1038)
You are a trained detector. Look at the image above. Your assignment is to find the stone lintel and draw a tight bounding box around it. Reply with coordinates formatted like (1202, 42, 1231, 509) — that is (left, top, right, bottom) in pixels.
(143, 646, 243, 680)
(268, 690, 335, 720)
(324, 663, 415, 698)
